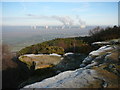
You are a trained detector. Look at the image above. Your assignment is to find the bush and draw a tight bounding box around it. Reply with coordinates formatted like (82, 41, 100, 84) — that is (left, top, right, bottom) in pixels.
(89, 26, 120, 42)
(17, 36, 93, 56)
(17, 45, 64, 56)
(2, 44, 17, 70)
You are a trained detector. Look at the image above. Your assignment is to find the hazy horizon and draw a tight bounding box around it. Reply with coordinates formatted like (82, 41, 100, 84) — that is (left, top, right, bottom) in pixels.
(2, 25, 99, 52)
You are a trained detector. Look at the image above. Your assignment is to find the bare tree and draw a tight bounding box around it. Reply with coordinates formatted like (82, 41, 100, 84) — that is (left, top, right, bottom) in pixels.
(2, 44, 17, 70)
(89, 26, 101, 36)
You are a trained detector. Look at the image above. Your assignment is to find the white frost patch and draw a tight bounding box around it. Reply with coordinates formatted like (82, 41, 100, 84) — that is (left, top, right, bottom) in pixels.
(89, 50, 103, 56)
(92, 41, 109, 45)
(49, 53, 61, 57)
(98, 45, 113, 51)
(80, 45, 115, 68)
(23, 54, 44, 57)
(98, 45, 110, 50)
(24, 70, 74, 88)
(21, 53, 61, 57)
(24, 68, 98, 88)
(64, 52, 74, 56)
(89, 45, 113, 56)
(23, 54, 35, 57)
(84, 62, 98, 69)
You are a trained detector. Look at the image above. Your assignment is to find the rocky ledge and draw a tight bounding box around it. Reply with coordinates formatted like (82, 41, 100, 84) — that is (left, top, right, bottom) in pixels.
(22, 44, 120, 88)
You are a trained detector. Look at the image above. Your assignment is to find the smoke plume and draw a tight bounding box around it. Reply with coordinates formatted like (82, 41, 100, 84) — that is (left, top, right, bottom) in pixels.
(27, 14, 86, 28)
(52, 16, 74, 27)
(76, 15, 86, 28)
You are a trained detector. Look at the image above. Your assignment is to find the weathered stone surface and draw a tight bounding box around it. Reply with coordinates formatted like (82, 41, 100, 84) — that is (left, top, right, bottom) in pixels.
(19, 54, 62, 70)
(24, 69, 101, 88)
(22, 45, 120, 88)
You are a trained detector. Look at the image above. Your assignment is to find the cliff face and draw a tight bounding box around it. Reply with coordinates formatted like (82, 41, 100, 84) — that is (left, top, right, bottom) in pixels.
(23, 44, 120, 88)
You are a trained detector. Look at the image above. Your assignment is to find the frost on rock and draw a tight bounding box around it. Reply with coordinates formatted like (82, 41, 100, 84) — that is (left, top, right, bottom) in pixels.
(82, 56, 93, 64)
(80, 45, 116, 68)
(89, 45, 113, 57)
(84, 62, 98, 69)
(98, 45, 110, 50)
(24, 69, 98, 88)
(64, 52, 74, 56)
(23, 53, 62, 57)
(92, 41, 110, 45)
(22, 44, 120, 89)
(25, 54, 35, 56)
(49, 53, 61, 57)
(22, 54, 44, 57)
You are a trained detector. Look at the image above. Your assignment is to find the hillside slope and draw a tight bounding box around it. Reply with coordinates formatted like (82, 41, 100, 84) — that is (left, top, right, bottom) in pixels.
(17, 37, 92, 56)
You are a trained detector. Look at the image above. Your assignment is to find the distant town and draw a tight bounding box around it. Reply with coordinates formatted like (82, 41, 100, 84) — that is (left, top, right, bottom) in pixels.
(31, 25, 86, 30)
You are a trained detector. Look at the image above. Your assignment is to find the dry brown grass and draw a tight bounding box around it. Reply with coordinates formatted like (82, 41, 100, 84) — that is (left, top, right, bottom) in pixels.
(92, 65, 119, 88)
(35, 64, 54, 69)
(105, 51, 119, 62)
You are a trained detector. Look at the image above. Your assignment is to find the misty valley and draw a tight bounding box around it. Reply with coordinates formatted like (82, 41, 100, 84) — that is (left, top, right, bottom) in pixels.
(3, 25, 97, 52)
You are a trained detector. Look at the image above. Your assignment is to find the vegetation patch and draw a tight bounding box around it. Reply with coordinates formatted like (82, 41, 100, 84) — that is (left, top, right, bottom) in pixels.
(17, 37, 93, 56)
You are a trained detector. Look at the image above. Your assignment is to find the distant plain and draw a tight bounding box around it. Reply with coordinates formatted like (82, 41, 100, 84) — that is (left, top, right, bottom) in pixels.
(2, 25, 107, 52)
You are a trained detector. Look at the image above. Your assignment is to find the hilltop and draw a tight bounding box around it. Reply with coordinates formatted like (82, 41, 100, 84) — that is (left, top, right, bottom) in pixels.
(18, 26, 120, 88)
(23, 41, 120, 88)
(2, 26, 120, 89)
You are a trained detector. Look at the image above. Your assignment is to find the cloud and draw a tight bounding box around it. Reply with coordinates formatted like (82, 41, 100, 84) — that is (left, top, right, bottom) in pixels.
(27, 14, 35, 16)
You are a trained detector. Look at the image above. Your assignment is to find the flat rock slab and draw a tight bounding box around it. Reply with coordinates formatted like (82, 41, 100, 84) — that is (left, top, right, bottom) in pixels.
(19, 54, 61, 70)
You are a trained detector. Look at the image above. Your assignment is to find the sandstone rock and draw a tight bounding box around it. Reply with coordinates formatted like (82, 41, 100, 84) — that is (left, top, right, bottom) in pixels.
(22, 45, 120, 88)
(19, 54, 62, 70)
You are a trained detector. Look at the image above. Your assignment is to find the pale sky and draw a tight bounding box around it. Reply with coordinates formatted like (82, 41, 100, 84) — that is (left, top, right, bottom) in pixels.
(2, 2, 118, 26)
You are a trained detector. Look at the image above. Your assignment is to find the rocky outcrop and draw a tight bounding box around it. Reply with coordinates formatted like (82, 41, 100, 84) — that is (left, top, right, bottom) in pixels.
(80, 45, 119, 68)
(19, 54, 62, 70)
(22, 44, 120, 88)
(23, 69, 100, 88)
